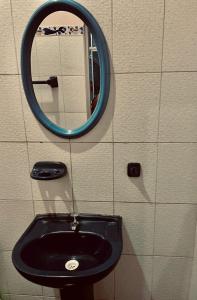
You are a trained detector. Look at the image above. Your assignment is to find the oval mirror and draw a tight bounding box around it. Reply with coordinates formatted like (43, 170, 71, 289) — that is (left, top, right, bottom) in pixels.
(21, 0, 110, 138)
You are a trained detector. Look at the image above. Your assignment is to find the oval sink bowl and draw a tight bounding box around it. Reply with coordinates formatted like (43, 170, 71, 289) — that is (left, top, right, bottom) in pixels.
(12, 214, 122, 288)
(22, 232, 112, 271)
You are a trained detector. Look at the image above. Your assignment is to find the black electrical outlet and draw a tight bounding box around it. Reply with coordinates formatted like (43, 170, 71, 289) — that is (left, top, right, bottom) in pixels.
(127, 163, 141, 177)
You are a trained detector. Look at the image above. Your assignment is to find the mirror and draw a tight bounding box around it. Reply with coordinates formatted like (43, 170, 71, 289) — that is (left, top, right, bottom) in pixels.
(21, 0, 110, 138)
(31, 11, 100, 130)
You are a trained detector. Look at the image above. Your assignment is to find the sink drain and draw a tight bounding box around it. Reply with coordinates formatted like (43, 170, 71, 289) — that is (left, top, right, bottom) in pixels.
(65, 259, 79, 271)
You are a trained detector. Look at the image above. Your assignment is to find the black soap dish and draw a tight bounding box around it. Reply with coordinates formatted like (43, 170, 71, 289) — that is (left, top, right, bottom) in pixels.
(31, 161, 67, 180)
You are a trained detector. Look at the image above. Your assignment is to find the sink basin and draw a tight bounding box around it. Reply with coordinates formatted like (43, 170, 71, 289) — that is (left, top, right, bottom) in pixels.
(12, 214, 122, 288)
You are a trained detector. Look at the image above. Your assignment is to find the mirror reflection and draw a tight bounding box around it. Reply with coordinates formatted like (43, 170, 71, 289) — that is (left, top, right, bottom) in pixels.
(31, 11, 100, 130)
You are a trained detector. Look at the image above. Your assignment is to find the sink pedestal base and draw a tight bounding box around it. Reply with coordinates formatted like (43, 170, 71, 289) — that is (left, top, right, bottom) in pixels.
(60, 284, 94, 300)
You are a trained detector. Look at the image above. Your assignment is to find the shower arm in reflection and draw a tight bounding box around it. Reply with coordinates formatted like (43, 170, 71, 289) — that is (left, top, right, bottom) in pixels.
(32, 76, 58, 88)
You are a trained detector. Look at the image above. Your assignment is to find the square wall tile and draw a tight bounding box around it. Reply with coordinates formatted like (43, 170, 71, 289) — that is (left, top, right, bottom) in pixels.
(0, 201, 34, 251)
(0, 143, 32, 200)
(113, 0, 164, 72)
(159, 73, 197, 142)
(0, 251, 42, 295)
(71, 143, 113, 202)
(60, 36, 85, 76)
(152, 256, 192, 300)
(163, 0, 197, 71)
(28, 143, 72, 201)
(34, 200, 73, 214)
(154, 204, 197, 257)
(36, 36, 61, 76)
(113, 73, 161, 142)
(62, 76, 87, 113)
(74, 201, 113, 215)
(0, 1, 17, 74)
(114, 203, 154, 255)
(114, 143, 157, 203)
(0, 76, 26, 141)
(94, 272, 114, 300)
(157, 143, 197, 204)
(115, 255, 152, 300)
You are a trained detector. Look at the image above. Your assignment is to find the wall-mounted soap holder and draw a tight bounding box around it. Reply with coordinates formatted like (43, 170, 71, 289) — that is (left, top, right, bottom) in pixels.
(31, 161, 67, 180)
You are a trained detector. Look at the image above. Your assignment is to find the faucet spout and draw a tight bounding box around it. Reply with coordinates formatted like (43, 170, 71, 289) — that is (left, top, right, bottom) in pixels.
(71, 214, 79, 231)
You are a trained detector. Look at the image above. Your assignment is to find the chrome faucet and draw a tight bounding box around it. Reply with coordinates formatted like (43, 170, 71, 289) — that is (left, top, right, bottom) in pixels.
(71, 214, 79, 231)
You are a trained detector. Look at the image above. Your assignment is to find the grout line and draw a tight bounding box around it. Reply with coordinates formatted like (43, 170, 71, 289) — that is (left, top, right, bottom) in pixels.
(9, 0, 20, 75)
(111, 0, 115, 222)
(2, 70, 197, 77)
(151, 0, 166, 297)
(2, 293, 43, 297)
(4, 141, 197, 144)
(152, 144, 159, 250)
(121, 253, 194, 259)
(0, 73, 20, 76)
(26, 143, 36, 217)
(163, 70, 197, 73)
(45, 111, 90, 114)
(69, 142, 75, 213)
(58, 35, 67, 115)
(111, 0, 114, 59)
(112, 142, 115, 216)
(0, 199, 197, 205)
(110, 70, 197, 74)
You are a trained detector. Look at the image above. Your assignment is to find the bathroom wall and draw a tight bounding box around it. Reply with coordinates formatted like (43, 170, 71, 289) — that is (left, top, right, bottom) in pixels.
(0, 0, 197, 299)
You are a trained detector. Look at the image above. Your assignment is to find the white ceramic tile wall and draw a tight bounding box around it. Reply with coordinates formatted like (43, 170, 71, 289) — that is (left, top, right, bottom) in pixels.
(163, 0, 197, 71)
(1, 0, 197, 299)
(152, 256, 193, 300)
(115, 255, 152, 300)
(0, 1, 18, 74)
(113, 0, 164, 73)
(114, 202, 154, 255)
(0, 76, 26, 141)
(113, 73, 161, 142)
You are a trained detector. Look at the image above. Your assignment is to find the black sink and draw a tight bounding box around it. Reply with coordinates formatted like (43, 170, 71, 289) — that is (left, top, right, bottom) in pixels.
(12, 214, 122, 288)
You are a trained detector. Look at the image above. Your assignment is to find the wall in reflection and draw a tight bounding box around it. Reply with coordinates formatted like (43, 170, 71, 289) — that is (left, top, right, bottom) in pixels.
(32, 12, 88, 129)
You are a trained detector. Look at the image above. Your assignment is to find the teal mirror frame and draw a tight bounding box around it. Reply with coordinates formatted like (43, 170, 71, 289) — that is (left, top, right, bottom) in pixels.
(21, 0, 110, 138)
